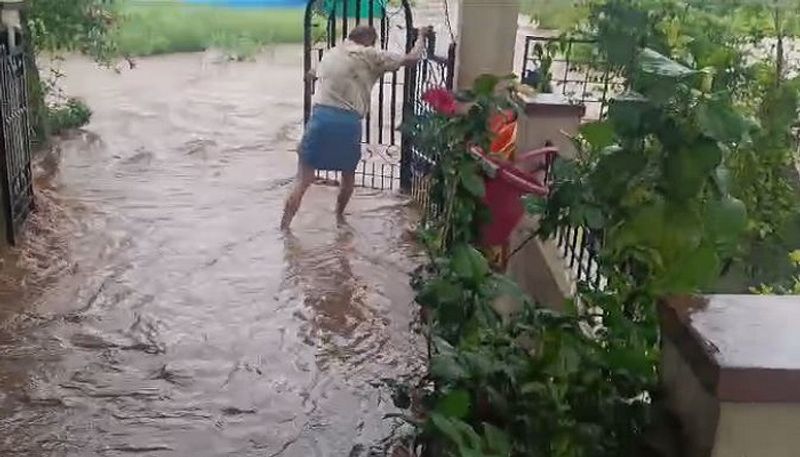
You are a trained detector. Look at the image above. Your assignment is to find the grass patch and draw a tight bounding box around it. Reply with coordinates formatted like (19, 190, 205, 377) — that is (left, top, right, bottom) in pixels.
(114, 1, 304, 57)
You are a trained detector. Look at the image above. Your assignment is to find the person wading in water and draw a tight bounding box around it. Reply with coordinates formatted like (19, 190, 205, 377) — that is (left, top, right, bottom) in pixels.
(281, 24, 432, 230)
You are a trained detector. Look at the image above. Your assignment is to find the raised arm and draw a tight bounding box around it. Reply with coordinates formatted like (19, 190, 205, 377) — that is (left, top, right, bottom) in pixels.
(400, 26, 433, 66)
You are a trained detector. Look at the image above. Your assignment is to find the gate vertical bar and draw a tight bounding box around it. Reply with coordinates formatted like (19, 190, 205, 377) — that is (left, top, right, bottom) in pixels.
(303, 0, 315, 124)
(400, 26, 418, 193)
(445, 43, 456, 89)
(341, 0, 348, 40)
(0, 45, 13, 245)
(17, 40, 33, 221)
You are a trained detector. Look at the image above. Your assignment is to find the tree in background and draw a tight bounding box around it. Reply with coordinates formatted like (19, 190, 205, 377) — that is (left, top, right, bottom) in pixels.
(23, 0, 121, 144)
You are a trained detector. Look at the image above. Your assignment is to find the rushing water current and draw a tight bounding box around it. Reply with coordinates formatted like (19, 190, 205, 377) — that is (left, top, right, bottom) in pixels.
(0, 47, 424, 456)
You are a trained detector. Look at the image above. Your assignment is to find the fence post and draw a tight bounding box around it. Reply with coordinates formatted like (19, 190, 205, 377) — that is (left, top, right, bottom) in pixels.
(399, 28, 420, 193)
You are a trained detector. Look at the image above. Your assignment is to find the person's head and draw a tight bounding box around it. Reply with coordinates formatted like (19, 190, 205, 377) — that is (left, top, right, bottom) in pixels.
(348, 25, 378, 47)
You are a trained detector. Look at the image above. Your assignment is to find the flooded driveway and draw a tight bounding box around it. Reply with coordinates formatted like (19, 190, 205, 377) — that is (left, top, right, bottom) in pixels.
(0, 47, 424, 456)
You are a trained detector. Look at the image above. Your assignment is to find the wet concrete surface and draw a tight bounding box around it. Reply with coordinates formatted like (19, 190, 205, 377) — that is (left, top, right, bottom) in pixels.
(0, 47, 424, 456)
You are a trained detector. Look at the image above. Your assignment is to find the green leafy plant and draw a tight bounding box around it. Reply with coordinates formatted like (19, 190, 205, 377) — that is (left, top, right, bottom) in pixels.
(752, 250, 800, 294)
(400, 65, 687, 456)
(392, 2, 800, 455)
(520, 0, 587, 31)
(397, 3, 770, 456)
(24, 0, 120, 145)
(539, 49, 749, 295)
(576, 0, 800, 291)
(47, 97, 92, 135)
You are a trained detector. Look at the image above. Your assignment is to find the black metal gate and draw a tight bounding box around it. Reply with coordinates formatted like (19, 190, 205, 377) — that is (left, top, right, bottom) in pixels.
(403, 32, 455, 205)
(302, 0, 455, 193)
(0, 29, 33, 246)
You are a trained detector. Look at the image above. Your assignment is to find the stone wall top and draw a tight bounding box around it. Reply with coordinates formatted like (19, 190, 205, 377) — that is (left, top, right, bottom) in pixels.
(521, 93, 586, 118)
(660, 294, 800, 403)
(0, 0, 25, 9)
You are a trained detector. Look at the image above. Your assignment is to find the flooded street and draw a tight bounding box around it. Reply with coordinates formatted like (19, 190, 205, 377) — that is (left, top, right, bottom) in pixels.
(0, 47, 424, 456)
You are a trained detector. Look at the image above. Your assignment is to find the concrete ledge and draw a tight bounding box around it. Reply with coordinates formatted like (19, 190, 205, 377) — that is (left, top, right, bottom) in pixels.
(660, 295, 800, 457)
(660, 295, 800, 403)
(521, 93, 587, 118)
(0, 1, 25, 10)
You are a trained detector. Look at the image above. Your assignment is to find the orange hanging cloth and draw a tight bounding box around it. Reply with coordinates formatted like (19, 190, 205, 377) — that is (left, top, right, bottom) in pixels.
(488, 110, 518, 161)
(484, 110, 519, 271)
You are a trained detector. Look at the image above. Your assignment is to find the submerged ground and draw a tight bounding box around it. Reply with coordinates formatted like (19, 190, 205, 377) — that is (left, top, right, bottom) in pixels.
(0, 48, 424, 456)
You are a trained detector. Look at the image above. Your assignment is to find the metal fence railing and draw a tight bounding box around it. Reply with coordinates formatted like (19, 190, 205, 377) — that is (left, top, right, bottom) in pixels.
(0, 38, 34, 246)
(518, 34, 616, 289)
(555, 225, 605, 290)
(405, 39, 457, 218)
(520, 35, 623, 120)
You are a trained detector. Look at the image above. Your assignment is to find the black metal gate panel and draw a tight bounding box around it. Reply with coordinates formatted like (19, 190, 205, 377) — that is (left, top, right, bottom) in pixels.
(0, 32, 33, 246)
(303, 0, 414, 191)
(302, 0, 455, 193)
(402, 33, 455, 202)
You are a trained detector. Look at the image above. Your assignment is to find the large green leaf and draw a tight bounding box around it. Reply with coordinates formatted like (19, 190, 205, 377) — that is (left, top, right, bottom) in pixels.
(459, 162, 486, 198)
(556, 342, 581, 376)
(430, 414, 483, 456)
(483, 423, 511, 457)
(657, 243, 721, 293)
(696, 98, 750, 144)
(473, 74, 501, 97)
(705, 196, 747, 246)
(608, 94, 650, 137)
(639, 48, 696, 79)
(663, 139, 722, 200)
(451, 244, 491, 282)
(435, 389, 471, 419)
(609, 198, 705, 264)
(608, 199, 667, 254)
(580, 120, 616, 150)
(590, 145, 647, 204)
(430, 353, 469, 382)
(430, 414, 467, 450)
(600, 29, 638, 68)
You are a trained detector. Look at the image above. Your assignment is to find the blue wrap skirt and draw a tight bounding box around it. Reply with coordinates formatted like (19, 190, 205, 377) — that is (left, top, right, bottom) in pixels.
(300, 105, 362, 172)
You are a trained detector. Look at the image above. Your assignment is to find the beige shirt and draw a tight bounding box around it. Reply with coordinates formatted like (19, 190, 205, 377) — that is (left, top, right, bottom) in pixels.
(313, 40, 411, 118)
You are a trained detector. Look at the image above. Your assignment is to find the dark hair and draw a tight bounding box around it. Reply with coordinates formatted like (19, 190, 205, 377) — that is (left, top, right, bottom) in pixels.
(348, 25, 378, 46)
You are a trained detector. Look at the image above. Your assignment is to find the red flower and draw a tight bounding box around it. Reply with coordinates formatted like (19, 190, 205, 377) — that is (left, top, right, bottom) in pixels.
(422, 88, 458, 116)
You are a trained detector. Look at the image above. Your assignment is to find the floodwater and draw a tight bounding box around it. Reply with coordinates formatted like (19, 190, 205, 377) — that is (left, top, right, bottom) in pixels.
(0, 47, 424, 456)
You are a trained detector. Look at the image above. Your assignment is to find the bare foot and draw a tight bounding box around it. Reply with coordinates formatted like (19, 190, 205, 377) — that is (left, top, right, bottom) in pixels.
(280, 206, 296, 231)
(280, 215, 292, 231)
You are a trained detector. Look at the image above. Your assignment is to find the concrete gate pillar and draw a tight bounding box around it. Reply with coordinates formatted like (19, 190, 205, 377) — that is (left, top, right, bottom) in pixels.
(455, 0, 520, 90)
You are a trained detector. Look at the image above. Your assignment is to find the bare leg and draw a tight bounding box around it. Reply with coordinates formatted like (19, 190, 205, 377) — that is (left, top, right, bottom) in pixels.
(336, 171, 356, 226)
(281, 162, 316, 230)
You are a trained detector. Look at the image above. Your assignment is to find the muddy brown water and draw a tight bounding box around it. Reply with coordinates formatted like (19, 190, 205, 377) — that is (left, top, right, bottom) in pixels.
(0, 47, 424, 456)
